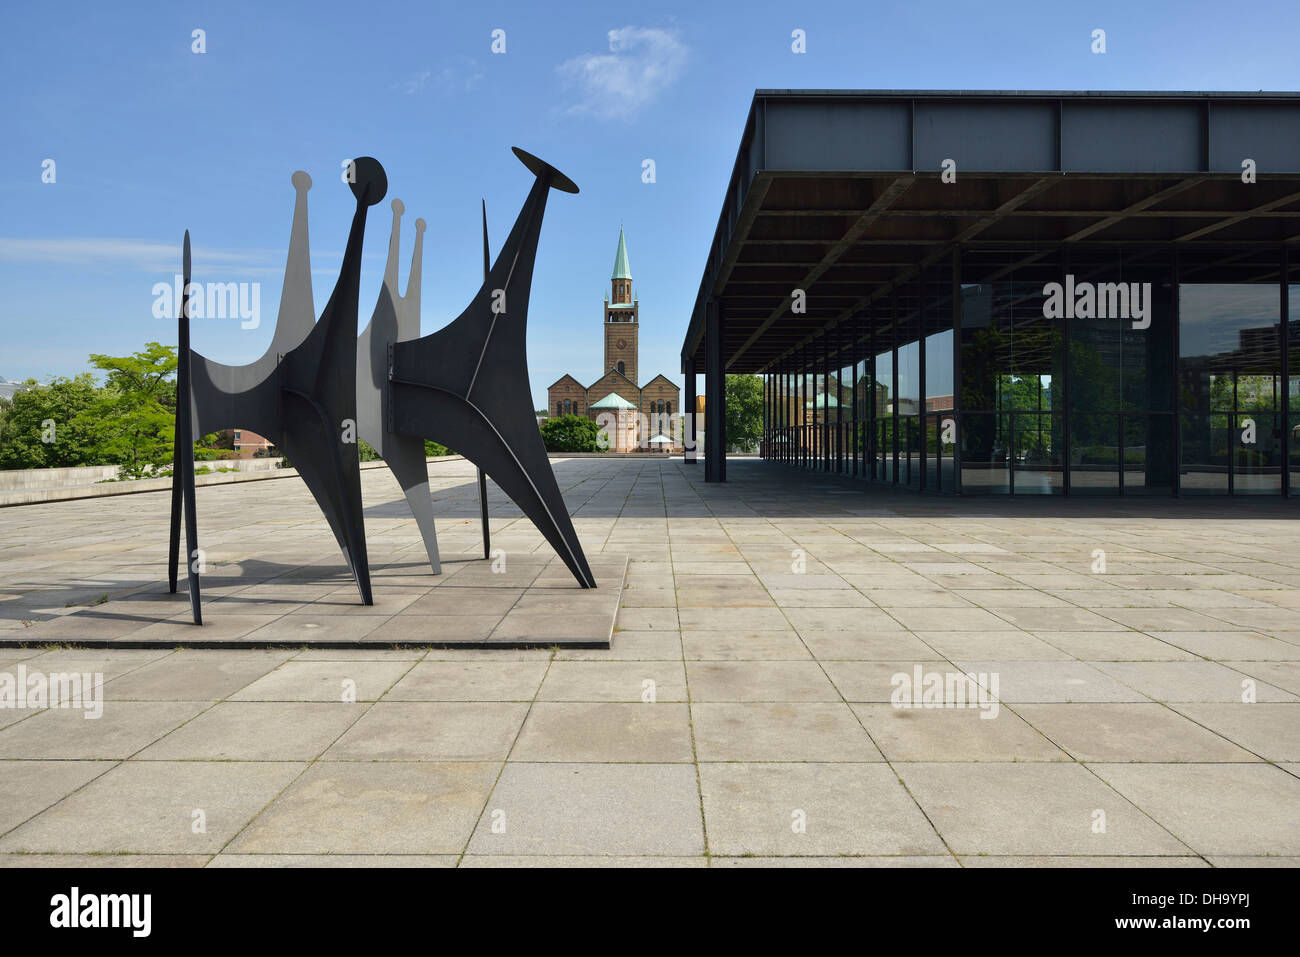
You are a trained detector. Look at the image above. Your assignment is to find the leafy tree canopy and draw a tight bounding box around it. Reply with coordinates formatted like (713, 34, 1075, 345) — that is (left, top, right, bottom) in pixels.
(540, 414, 603, 453)
(724, 374, 764, 452)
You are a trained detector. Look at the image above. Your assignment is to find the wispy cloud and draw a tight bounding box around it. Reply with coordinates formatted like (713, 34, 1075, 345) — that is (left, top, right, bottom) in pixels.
(0, 237, 383, 278)
(0, 238, 277, 275)
(557, 26, 688, 120)
(397, 56, 484, 96)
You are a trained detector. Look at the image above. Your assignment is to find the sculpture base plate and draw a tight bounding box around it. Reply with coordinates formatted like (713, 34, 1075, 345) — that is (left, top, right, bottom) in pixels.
(4, 555, 628, 650)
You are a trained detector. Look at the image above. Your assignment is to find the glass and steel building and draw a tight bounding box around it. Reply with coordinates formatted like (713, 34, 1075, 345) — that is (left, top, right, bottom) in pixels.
(680, 90, 1300, 495)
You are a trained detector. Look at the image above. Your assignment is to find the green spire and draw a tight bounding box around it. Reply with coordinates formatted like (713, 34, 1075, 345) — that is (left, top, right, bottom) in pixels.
(611, 227, 632, 280)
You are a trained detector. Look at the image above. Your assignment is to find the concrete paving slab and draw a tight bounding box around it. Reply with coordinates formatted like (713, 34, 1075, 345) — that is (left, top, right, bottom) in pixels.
(699, 763, 946, 857)
(467, 763, 703, 856)
(137, 701, 367, 760)
(323, 702, 528, 761)
(225, 762, 498, 855)
(1089, 763, 1300, 856)
(0, 761, 306, 854)
(896, 763, 1194, 856)
(511, 702, 693, 763)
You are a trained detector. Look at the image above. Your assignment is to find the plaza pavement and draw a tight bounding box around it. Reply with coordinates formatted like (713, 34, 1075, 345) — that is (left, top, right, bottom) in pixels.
(0, 456, 1298, 866)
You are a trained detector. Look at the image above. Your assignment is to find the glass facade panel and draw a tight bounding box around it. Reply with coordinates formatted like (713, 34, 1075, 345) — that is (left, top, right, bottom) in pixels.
(1289, 279, 1299, 497)
(898, 338, 920, 488)
(925, 330, 955, 491)
(1234, 412, 1283, 494)
(1123, 414, 1176, 495)
(856, 351, 870, 478)
(756, 246, 1289, 501)
(839, 349, 853, 474)
(960, 412, 1010, 493)
(1180, 413, 1230, 494)
(1013, 413, 1063, 494)
(1179, 282, 1281, 494)
(875, 350, 893, 483)
(1070, 413, 1120, 494)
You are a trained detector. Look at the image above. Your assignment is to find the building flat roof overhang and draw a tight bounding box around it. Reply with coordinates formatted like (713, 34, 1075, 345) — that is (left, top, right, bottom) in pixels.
(681, 89, 1300, 375)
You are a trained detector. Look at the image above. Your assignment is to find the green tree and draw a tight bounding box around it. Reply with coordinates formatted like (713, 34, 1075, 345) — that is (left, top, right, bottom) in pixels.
(724, 374, 763, 452)
(83, 342, 178, 478)
(540, 414, 602, 452)
(0, 374, 103, 468)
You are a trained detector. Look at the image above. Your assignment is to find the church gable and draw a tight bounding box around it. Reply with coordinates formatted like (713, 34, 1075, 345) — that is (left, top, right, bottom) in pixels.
(548, 373, 584, 391)
(547, 374, 587, 417)
(640, 373, 678, 392)
(587, 368, 640, 408)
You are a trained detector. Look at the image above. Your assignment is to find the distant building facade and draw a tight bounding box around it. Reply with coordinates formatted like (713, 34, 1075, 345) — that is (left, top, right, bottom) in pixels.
(546, 229, 680, 452)
(216, 428, 275, 458)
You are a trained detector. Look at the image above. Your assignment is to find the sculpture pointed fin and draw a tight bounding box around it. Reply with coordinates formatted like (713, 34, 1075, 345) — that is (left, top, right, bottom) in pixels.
(270, 171, 315, 354)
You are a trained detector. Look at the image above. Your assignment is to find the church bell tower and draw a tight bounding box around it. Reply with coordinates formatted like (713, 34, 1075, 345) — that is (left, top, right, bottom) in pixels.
(603, 227, 638, 383)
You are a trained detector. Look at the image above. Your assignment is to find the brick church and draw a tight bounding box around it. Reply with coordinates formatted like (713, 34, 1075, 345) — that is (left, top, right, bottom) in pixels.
(546, 228, 681, 452)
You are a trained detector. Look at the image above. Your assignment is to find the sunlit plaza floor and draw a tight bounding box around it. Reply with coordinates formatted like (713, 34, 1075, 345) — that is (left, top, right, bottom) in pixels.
(0, 456, 1298, 866)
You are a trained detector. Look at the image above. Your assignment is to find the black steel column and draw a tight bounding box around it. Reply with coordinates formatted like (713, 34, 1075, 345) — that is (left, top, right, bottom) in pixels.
(783, 358, 790, 465)
(919, 292, 927, 491)
(785, 359, 791, 465)
(704, 298, 726, 482)
(800, 346, 807, 468)
(868, 305, 876, 481)
(1281, 244, 1290, 498)
(684, 357, 697, 465)
(821, 332, 829, 472)
(1061, 244, 1073, 496)
(852, 314, 860, 478)
(836, 324, 844, 473)
(891, 292, 899, 484)
(951, 248, 961, 495)
(778, 360, 784, 464)
(1171, 247, 1180, 496)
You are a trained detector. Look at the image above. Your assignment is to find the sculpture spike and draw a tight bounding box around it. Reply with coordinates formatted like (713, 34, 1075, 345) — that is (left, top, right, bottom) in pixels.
(405, 217, 425, 330)
(271, 171, 315, 355)
(478, 199, 492, 560)
(384, 198, 403, 294)
(168, 230, 202, 623)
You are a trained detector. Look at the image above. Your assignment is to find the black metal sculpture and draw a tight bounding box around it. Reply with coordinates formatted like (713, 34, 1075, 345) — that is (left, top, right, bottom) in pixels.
(354, 195, 497, 574)
(356, 199, 443, 574)
(386, 149, 596, 589)
(169, 149, 595, 626)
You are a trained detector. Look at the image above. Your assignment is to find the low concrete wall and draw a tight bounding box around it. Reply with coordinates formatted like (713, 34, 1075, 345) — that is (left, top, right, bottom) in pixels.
(0, 457, 282, 491)
(0, 452, 736, 507)
(0, 456, 466, 507)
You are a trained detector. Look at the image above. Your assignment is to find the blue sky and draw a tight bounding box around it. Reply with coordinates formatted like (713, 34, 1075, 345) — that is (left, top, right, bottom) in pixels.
(2, 0, 1298, 409)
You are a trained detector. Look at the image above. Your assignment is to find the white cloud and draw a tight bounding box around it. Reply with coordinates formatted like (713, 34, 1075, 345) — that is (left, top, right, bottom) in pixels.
(0, 237, 382, 278)
(0, 238, 276, 274)
(397, 70, 432, 95)
(398, 57, 484, 96)
(557, 26, 688, 120)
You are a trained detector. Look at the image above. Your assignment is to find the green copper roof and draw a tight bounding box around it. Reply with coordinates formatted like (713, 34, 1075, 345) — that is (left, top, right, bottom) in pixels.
(611, 227, 632, 280)
(591, 392, 637, 410)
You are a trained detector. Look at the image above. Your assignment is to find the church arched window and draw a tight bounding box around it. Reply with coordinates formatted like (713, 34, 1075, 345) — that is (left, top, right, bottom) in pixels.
(665, 400, 671, 416)
(617, 361, 625, 375)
